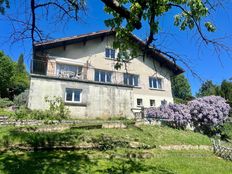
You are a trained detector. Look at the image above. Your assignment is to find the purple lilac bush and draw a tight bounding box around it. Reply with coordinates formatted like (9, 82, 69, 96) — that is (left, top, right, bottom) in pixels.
(146, 96, 231, 133)
(146, 104, 191, 129)
(188, 96, 230, 133)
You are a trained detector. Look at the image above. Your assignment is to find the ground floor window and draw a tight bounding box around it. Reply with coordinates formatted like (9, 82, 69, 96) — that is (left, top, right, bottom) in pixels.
(137, 98, 143, 107)
(161, 99, 167, 105)
(65, 88, 82, 103)
(150, 99, 155, 107)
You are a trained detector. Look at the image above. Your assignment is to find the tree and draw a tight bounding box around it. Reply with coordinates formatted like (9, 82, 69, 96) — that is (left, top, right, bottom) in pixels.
(101, 0, 221, 67)
(196, 80, 217, 97)
(11, 54, 29, 97)
(0, 51, 14, 98)
(172, 74, 192, 101)
(1, 1, 229, 75)
(16, 54, 26, 73)
(0, 0, 9, 14)
(220, 80, 232, 106)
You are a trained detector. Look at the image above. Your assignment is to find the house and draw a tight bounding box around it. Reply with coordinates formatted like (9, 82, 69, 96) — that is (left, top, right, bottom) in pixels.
(28, 30, 184, 118)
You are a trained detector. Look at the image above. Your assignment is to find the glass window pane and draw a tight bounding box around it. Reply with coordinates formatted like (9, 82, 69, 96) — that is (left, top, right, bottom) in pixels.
(153, 78, 157, 88)
(66, 89, 72, 101)
(100, 71, 105, 82)
(106, 72, 111, 82)
(129, 75, 133, 85)
(105, 48, 110, 58)
(111, 49, 115, 59)
(157, 79, 162, 89)
(149, 77, 152, 88)
(134, 76, 138, 86)
(95, 70, 99, 81)
(74, 90, 81, 102)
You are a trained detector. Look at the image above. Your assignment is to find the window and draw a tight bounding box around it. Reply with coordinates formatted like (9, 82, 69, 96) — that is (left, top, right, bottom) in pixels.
(65, 88, 82, 103)
(94, 69, 112, 83)
(137, 98, 143, 107)
(149, 77, 162, 89)
(161, 99, 167, 106)
(150, 100, 155, 107)
(123, 74, 139, 86)
(105, 48, 115, 59)
(56, 63, 82, 78)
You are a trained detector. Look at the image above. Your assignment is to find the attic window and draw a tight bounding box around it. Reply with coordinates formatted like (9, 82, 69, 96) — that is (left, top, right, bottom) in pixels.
(105, 48, 115, 59)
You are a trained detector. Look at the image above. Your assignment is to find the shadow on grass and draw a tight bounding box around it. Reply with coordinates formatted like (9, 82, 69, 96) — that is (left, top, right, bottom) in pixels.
(0, 151, 176, 174)
(6, 129, 84, 148)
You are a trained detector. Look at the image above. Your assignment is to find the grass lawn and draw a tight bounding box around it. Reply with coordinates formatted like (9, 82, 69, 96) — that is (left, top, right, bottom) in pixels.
(0, 125, 211, 148)
(0, 149, 231, 174)
(0, 124, 230, 174)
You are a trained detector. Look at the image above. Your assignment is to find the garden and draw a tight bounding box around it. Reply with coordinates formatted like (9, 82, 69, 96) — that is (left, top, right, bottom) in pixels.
(0, 95, 232, 173)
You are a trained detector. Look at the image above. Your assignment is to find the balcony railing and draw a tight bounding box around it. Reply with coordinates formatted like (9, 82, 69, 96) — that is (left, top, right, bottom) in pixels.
(31, 59, 47, 75)
(31, 59, 85, 80)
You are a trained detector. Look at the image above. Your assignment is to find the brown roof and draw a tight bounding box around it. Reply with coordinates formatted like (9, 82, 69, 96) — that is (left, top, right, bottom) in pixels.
(34, 30, 184, 75)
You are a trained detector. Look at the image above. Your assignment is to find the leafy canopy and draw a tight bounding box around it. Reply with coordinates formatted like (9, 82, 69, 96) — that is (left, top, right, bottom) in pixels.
(103, 0, 216, 64)
(171, 74, 192, 101)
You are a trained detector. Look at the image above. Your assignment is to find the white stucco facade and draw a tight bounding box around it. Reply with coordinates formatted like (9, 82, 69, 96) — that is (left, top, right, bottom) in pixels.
(28, 31, 181, 118)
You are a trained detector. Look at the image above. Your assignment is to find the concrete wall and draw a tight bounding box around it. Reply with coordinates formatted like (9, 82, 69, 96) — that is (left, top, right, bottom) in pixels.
(28, 76, 134, 118)
(30, 35, 175, 117)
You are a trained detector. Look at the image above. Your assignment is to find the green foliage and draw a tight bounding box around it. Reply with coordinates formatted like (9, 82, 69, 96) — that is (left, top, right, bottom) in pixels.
(0, 51, 15, 98)
(45, 96, 70, 120)
(0, 0, 9, 14)
(196, 80, 217, 97)
(172, 74, 192, 102)
(12, 96, 70, 120)
(0, 98, 13, 108)
(12, 54, 29, 96)
(0, 51, 29, 99)
(220, 122, 232, 141)
(104, 0, 216, 67)
(14, 90, 29, 107)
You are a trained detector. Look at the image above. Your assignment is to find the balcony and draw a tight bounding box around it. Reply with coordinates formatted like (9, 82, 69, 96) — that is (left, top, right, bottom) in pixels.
(31, 59, 85, 80)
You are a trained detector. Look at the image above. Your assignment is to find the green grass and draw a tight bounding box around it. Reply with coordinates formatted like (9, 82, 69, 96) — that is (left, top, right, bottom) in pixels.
(0, 149, 231, 174)
(0, 125, 211, 149)
(0, 124, 231, 173)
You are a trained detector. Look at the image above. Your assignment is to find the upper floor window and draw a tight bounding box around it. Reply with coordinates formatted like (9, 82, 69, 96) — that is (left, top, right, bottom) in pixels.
(65, 88, 82, 103)
(124, 73, 139, 86)
(149, 77, 162, 89)
(94, 69, 112, 83)
(105, 48, 115, 59)
(56, 63, 82, 79)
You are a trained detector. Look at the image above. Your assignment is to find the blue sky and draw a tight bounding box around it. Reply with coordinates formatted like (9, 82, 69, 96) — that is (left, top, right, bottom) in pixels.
(0, 0, 232, 95)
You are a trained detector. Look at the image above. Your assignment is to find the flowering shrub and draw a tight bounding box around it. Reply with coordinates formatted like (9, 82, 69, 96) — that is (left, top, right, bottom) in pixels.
(188, 96, 230, 134)
(146, 104, 191, 129)
(146, 96, 231, 133)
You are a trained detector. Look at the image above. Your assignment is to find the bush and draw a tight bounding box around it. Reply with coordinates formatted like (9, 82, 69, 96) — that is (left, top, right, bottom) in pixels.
(0, 98, 13, 108)
(188, 96, 230, 135)
(219, 122, 232, 141)
(45, 96, 70, 120)
(146, 104, 191, 129)
(14, 90, 29, 107)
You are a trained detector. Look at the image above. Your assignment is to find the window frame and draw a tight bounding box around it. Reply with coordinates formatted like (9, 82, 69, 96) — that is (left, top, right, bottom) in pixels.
(94, 69, 112, 83)
(65, 88, 82, 103)
(105, 48, 116, 59)
(150, 99, 156, 107)
(149, 77, 163, 89)
(137, 98, 143, 107)
(56, 63, 82, 78)
(123, 73, 139, 87)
